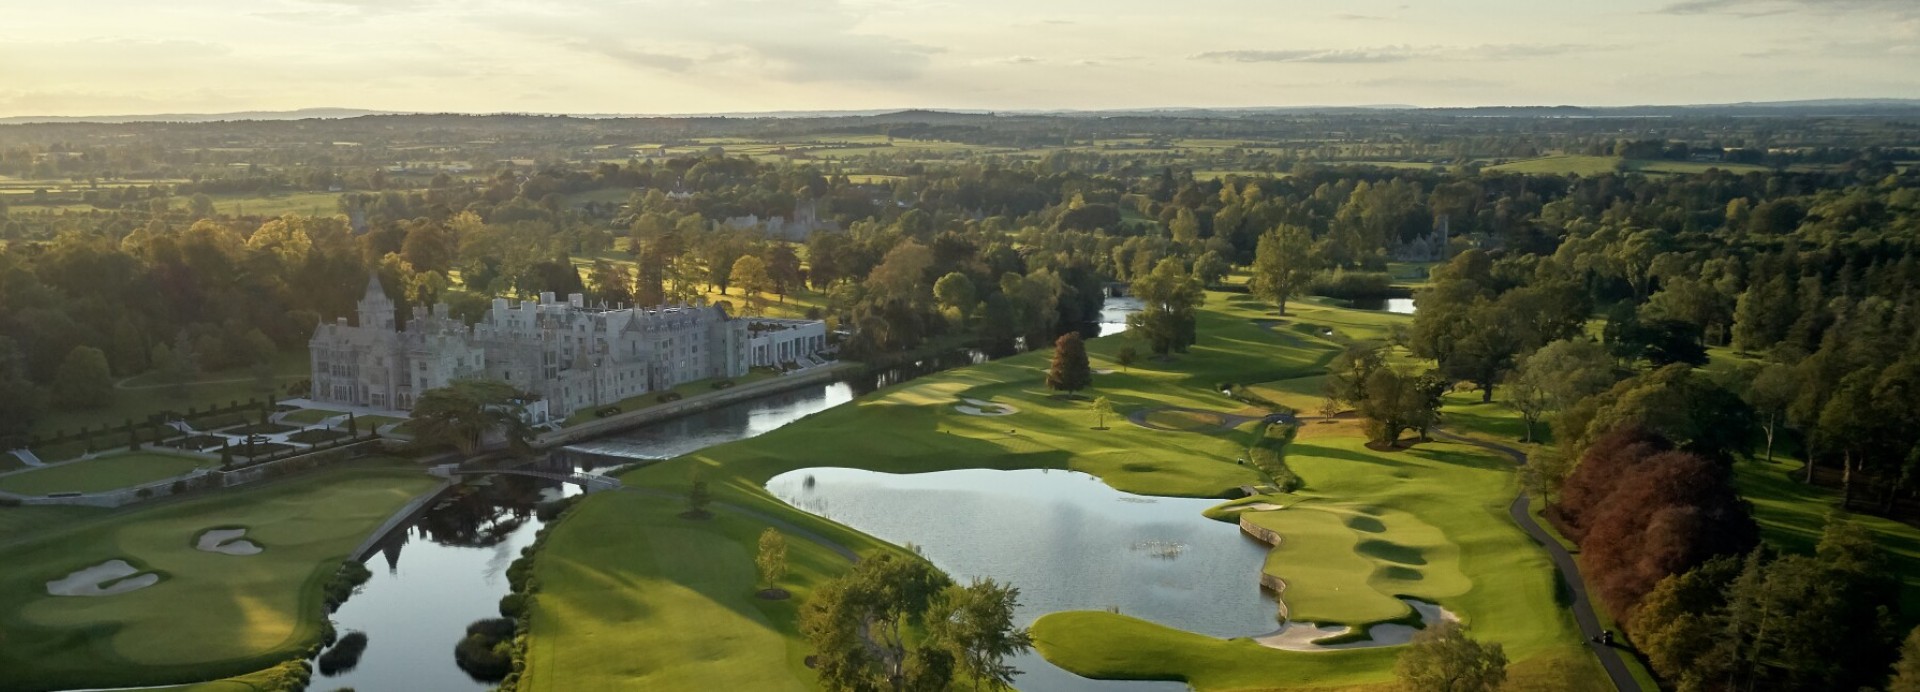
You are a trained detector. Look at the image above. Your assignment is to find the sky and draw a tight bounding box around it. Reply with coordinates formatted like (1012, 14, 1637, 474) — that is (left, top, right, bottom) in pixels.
(2, 0, 1918, 117)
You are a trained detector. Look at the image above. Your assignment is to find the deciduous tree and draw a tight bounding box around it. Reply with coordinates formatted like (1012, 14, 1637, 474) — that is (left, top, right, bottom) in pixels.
(1392, 621, 1507, 692)
(1248, 224, 1315, 315)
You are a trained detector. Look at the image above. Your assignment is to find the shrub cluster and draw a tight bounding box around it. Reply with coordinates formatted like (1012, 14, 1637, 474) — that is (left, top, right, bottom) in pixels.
(1247, 421, 1302, 492)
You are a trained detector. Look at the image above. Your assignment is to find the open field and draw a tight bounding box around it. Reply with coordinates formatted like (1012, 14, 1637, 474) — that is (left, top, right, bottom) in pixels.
(0, 461, 439, 691)
(528, 291, 1603, 689)
(1488, 154, 1772, 176)
(0, 452, 219, 496)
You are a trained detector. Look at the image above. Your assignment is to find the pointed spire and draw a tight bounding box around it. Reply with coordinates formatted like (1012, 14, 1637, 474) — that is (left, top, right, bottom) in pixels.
(364, 273, 388, 302)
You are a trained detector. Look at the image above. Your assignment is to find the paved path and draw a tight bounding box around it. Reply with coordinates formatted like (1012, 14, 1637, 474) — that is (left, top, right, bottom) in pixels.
(1432, 429, 1643, 692)
(1125, 406, 1297, 431)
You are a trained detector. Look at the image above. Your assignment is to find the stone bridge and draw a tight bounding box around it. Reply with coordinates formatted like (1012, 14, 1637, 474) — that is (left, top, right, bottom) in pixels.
(429, 464, 622, 493)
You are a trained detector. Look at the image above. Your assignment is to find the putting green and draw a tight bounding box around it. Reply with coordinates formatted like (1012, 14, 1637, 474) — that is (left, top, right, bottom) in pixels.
(0, 453, 219, 496)
(1033, 418, 1597, 688)
(0, 462, 439, 691)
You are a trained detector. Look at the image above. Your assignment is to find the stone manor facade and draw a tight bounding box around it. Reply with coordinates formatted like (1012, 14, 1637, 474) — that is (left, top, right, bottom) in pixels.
(309, 276, 822, 423)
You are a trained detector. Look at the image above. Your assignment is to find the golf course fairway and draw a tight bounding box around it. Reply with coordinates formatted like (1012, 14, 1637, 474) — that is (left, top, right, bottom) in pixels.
(0, 461, 440, 691)
(522, 293, 1609, 690)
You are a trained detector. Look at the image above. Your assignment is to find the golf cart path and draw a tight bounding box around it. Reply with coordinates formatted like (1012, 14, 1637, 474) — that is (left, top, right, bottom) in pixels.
(1432, 429, 1643, 692)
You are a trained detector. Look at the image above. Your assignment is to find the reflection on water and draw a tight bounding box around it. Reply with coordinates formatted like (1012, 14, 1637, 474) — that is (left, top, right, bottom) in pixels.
(769, 467, 1276, 692)
(561, 382, 856, 461)
(1347, 297, 1417, 314)
(1099, 296, 1144, 337)
(319, 478, 563, 691)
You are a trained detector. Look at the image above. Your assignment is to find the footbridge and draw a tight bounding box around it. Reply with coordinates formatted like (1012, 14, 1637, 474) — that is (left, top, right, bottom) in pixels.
(429, 464, 622, 493)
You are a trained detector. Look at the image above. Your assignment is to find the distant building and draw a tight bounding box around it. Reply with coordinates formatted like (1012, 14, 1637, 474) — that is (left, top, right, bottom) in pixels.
(746, 319, 830, 368)
(1389, 214, 1451, 263)
(721, 197, 841, 241)
(309, 276, 828, 422)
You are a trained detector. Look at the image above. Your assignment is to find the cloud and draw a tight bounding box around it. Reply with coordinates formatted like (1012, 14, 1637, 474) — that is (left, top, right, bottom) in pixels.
(1333, 13, 1390, 21)
(1195, 43, 1612, 65)
(1195, 47, 1425, 64)
(1654, 0, 1917, 18)
(487, 0, 942, 84)
(1359, 77, 1507, 89)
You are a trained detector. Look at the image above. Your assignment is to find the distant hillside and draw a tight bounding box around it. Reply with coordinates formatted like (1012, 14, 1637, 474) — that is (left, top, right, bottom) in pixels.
(5, 99, 1920, 125)
(0, 108, 400, 124)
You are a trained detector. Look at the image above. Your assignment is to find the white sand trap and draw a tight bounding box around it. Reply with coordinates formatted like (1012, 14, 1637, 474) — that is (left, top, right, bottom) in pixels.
(46, 560, 160, 597)
(1226, 502, 1285, 512)
(955, 398, 1019, 417)
(1093, 368, 1116, 374)
(1255, 599, 1460, 651)
(196, 528, 263, 556)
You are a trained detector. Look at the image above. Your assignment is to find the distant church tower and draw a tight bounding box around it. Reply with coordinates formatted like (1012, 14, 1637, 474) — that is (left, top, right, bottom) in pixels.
(356, 275, 396, 331)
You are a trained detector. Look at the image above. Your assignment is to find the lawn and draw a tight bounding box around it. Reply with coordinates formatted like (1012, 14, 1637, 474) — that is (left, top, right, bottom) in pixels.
(278, 408, 342, 425)
(527, 291, 1603, 689)
(0, 462, 439, 691)
(0, 452, 219, 496)
(522, 492, 857, 691)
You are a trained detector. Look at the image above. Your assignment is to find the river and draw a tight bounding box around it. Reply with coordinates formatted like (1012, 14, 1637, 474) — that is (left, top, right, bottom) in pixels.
(316, 301, 1141, 691)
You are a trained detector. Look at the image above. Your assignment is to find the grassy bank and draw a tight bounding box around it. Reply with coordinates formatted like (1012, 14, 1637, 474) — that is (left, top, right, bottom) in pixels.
(0, 461, 439, 691)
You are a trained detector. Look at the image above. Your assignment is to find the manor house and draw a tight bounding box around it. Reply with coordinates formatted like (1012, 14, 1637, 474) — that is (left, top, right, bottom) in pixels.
(308, 276, 827, 423)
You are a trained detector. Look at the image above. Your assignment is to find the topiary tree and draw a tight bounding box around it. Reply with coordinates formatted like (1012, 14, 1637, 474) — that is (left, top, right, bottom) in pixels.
(1046, 333, 1092, 397)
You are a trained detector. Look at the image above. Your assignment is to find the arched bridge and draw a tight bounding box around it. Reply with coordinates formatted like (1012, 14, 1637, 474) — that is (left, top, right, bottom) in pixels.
(430, 464, 622, 493)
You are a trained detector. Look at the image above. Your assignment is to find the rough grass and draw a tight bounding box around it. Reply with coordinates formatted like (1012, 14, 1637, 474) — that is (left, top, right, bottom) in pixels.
(0, 452, 219, 496)
(0, 461, 438, 691)
(530, 292, 1603, 690)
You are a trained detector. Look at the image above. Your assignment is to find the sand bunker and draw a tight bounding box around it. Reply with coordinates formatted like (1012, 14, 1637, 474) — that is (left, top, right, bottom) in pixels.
(46, 560, 161, 597)
(954, 398, 1019, 417)
(1254, 598, 1459, 651)
(1225, 502, 1285, 512)
(196, 528, 263, 556)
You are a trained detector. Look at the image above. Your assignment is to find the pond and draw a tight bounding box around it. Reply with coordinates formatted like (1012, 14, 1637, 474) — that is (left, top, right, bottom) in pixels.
(1099, 296, 1144, 337)
(1346, 297, 1417, 314)
(768, 467, 1277, 692)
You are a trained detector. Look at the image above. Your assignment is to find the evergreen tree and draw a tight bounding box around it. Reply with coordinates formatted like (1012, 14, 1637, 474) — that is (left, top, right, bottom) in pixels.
(1046, 333, 1092, 396)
